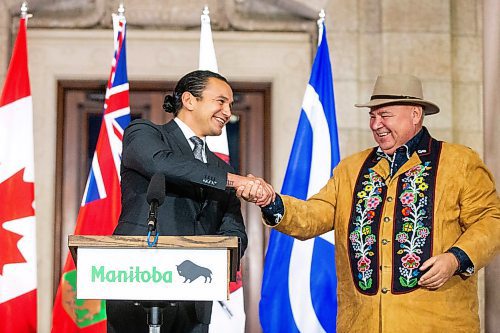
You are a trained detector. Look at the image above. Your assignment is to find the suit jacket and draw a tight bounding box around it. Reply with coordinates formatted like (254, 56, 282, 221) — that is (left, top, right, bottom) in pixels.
(113, 119, 247, 325)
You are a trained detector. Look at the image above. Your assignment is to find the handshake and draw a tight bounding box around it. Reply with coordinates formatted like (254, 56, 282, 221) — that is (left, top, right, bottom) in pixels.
(227, 173, 275, 207)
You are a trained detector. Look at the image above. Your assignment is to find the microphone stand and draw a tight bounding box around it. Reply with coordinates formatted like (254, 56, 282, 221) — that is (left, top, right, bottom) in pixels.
(145, 201, 164, 333)
(143, 302, 165, 333)
(142, 173, 167, 332)
(147, 200, 159, 247)
(135, 300, 170, 333)
(147, 200, 158, 232)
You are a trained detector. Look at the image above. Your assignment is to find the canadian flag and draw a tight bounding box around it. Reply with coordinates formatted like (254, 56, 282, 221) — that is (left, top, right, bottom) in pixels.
(198, 7, 245, 333)
(199, 6, 231, 164)
(0, 16, 38, 332)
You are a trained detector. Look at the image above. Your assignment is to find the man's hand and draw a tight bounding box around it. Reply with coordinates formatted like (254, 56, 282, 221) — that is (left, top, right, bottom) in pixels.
(418, 253, 459, 290)
(228, 173, 275, 207)
(239, 174, 275, 207)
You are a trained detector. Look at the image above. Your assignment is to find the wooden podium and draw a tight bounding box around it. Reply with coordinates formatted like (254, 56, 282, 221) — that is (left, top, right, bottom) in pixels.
(68, 235, 240, 301)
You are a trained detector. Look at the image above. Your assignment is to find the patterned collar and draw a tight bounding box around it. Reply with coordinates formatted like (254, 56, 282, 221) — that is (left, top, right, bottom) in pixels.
(376, 128, 425, 176)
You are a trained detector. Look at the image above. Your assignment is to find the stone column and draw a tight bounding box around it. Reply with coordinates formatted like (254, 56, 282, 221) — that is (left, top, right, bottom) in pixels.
(0, 1, 10, 85)
(483, 0, 500, 332)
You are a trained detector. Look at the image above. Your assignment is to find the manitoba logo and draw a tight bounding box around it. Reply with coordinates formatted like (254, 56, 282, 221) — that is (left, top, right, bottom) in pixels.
(176, 260, 213, 283)
(61, 270, 106, 327)
(91, 265, 173, 283)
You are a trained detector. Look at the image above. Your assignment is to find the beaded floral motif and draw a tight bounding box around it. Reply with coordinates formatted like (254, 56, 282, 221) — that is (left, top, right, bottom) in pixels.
(395, 162, 432, 288)
(350, 169, 385, 291)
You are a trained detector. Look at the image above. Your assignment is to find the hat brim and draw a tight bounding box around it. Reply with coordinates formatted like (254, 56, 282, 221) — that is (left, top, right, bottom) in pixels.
(355, 98, 440, 115)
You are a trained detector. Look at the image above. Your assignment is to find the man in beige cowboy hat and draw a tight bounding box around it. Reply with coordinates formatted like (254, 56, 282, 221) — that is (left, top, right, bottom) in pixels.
(238, 74, 500, 333)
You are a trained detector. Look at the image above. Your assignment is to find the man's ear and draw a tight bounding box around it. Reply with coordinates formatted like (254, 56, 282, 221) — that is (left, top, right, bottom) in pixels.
(181, 91, 196, 111)
(412, 106, 423, 125)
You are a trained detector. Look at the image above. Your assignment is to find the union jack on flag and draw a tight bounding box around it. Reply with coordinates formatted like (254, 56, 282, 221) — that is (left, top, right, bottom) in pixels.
(83, 17, 130, 205)
(51, 12, 130, 333)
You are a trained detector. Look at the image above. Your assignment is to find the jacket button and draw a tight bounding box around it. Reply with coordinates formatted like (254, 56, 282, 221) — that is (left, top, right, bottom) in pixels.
(381, 288, 389, 294)
(382, 239, 389, 245)
(383, 217, 390, 222)
(387, 196, 393, 202)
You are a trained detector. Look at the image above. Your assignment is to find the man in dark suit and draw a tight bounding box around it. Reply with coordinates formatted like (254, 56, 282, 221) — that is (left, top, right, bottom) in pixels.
(106, 70, 273, 333)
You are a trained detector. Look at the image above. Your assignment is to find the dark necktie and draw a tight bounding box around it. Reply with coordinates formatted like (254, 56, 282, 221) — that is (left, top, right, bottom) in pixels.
(190, 136, 204, 162)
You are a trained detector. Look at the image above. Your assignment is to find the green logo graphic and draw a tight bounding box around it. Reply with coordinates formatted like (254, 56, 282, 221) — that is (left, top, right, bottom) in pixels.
(61, 270, 106, 328)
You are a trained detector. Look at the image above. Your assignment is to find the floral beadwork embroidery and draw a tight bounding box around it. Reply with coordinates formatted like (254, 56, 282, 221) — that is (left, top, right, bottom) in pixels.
(395, 162, 432, 288)
(348, 131, 440, 296)
(349, 169, 385, 291)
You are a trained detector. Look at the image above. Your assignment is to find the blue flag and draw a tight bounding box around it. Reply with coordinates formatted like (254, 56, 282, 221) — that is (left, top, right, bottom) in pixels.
(260, 23, 340, 333)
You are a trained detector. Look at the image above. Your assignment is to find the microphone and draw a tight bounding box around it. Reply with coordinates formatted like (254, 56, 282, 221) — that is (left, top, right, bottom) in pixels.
(146, 173, 166, 233)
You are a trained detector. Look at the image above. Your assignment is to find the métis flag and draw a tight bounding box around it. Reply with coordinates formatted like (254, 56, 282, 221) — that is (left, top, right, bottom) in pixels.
(260, 17, 340, 333)
(0, 13, 37, 333)
(198, 7, 245, 333)
(51, 12, 130, 332)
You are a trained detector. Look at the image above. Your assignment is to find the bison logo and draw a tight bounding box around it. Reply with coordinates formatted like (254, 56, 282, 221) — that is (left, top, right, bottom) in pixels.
(176, 260, 212, 283)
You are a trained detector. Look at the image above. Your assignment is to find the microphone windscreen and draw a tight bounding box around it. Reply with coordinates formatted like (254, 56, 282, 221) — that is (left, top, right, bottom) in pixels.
(146, 173, 166, 206)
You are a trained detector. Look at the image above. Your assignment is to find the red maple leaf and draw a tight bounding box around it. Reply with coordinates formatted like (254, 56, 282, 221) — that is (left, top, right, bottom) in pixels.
(0, 168, 34, 275)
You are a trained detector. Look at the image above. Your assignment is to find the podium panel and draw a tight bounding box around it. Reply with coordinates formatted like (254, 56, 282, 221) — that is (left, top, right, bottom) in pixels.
(69, 235, 239, 302)
(77, 248, 228, 301)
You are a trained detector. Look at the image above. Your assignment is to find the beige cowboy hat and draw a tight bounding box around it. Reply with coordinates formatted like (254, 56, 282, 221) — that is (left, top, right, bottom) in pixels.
(355, 74, 440, 115)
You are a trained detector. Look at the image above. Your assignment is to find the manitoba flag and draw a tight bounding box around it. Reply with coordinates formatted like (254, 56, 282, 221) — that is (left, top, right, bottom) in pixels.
(0, 16, 37, 333)
(51, 13, 130, 332)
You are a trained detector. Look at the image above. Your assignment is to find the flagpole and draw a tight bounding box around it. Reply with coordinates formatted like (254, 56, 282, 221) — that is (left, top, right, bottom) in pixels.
(20, 2, 33, 19)
(117, 2, 125, 17)
(317, 9, 325, 46)
(199, 5, 219, 73)
(202, 6, 210, 22)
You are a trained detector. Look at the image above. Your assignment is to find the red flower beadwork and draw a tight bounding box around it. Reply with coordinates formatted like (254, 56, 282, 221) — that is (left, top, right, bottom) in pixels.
(401, 253, 421, 269)
(357, 256, 371, 272)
